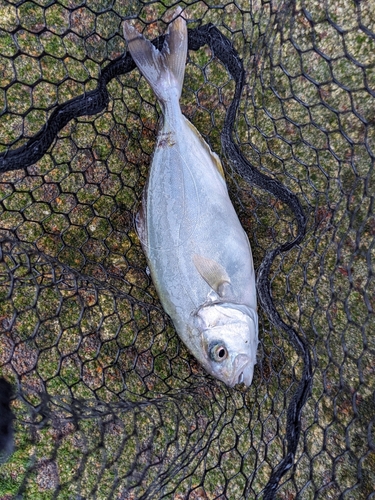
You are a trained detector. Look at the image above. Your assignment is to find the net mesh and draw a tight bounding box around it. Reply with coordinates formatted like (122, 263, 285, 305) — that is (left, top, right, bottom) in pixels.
(0, 0, 374, 498)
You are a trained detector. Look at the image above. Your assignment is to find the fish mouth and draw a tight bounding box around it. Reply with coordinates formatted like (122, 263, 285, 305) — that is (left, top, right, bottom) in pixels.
(235, 367, 253, 386)
(230, 356, 255, 387)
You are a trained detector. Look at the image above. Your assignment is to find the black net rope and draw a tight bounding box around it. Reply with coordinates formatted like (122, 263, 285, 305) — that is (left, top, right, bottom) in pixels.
(0, 0, 374, 498)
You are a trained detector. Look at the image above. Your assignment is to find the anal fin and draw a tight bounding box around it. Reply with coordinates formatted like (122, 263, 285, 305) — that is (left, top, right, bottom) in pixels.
(135, 182, 148, 250)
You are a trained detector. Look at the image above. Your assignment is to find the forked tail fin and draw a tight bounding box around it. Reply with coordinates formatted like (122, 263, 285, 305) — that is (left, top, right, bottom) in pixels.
(123, 7, 187, 104)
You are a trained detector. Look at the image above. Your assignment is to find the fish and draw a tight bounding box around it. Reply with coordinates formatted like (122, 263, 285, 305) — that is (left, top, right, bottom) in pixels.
(123, 8, 258, 387)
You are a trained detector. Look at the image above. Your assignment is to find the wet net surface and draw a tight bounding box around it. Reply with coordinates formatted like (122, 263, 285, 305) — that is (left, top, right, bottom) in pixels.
(0, 0, 374, 498)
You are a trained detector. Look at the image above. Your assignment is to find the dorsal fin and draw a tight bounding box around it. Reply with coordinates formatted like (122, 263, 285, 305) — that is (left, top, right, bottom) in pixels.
(184, 118, 226, 180)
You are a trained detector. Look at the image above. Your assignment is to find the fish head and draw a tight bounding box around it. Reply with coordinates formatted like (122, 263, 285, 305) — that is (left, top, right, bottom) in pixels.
(193, 303, 258, 387)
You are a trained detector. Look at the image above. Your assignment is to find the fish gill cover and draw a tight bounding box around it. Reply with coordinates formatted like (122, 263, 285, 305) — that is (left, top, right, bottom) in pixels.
(0, 0, 374, 498)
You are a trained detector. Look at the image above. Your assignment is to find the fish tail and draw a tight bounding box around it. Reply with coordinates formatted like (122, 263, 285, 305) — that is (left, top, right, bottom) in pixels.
(123, 8, 187, 104)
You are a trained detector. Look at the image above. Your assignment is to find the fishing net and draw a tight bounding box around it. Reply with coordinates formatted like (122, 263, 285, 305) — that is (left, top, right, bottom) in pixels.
(0, 0, 374, 498)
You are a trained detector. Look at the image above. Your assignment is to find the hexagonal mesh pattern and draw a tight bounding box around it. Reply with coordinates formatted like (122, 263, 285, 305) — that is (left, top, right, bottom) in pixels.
(0, 0, 374, 498)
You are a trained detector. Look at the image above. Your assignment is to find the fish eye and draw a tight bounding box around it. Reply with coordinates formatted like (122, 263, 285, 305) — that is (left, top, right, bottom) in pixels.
(210, 343, 228, 362)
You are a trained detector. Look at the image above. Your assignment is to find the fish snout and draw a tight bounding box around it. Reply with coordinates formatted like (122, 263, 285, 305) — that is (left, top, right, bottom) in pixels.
(231, 354, 255, 387)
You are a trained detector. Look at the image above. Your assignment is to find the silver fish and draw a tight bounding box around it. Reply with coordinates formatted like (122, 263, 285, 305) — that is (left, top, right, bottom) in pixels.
(123, 8, 258, 387)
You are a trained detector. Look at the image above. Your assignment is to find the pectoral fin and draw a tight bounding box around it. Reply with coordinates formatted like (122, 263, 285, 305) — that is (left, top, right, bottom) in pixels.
(192, 254, 232, 297)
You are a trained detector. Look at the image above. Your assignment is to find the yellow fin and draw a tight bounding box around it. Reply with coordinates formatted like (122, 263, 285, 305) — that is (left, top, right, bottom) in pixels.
(184, 118, 226, 180)
(192, 254, 231, 296)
